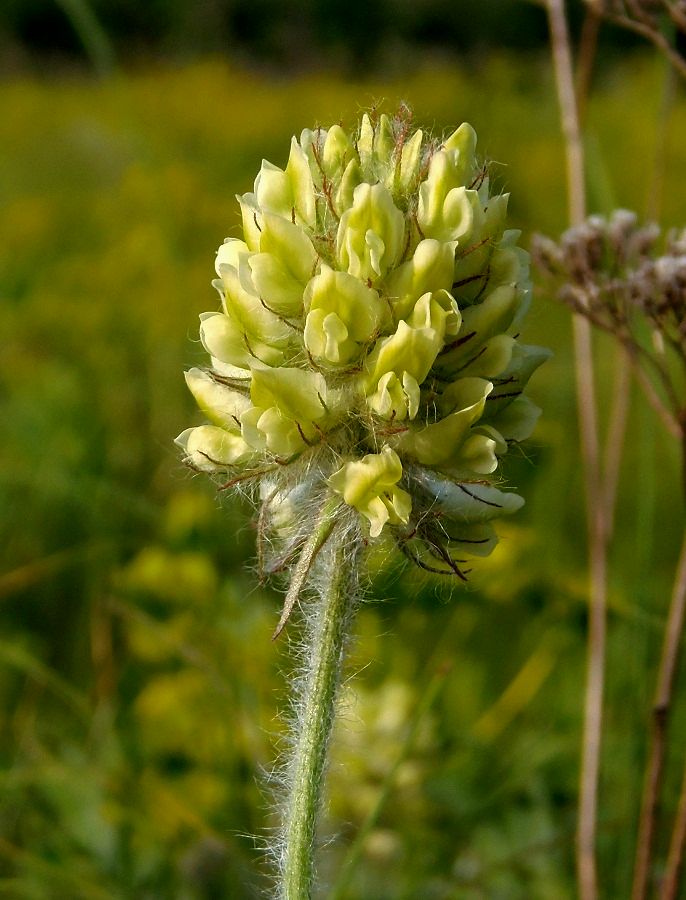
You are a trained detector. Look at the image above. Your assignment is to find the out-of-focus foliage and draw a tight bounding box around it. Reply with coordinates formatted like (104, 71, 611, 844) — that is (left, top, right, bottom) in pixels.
(1, 56, 686, 898)
(0, 0, 570, 72)
(0, 0, 644, 78)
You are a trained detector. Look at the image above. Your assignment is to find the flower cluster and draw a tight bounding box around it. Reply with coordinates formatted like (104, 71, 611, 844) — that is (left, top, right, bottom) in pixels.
(533, 211, 686, 357)
(178, 111, 548, 577)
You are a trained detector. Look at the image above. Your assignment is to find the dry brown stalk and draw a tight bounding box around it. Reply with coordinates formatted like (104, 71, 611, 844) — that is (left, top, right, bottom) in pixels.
(662, 753, 686, 900)
(539, 5, 686, 895)
(602, 354, 631, 536)
(633, 528, 686, 899)
(535, 207, 686, 894)
(631, 363, 681, 439)
(545, 3, 609, 898)
(576, 4, 602, 124)
(586, 0, 686, 79)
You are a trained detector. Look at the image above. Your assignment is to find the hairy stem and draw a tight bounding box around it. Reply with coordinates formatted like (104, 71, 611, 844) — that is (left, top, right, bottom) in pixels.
(546, 3, 609, 899)
(279, 539, 354, 899)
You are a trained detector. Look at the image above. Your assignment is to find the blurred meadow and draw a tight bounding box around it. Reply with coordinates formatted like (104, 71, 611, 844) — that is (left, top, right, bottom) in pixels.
(2, 4, 686, 897)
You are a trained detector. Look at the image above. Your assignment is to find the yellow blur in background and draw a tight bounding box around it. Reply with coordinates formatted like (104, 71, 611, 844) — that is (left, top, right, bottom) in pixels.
(1, 53, 685, 897)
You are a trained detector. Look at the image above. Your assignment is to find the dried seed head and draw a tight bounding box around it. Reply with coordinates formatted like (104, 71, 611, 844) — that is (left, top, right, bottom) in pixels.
(533, 212, 686, 425)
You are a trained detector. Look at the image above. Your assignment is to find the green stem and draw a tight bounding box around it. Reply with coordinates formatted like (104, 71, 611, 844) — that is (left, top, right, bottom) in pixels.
(53, 0, 116, 77)
(279, 539, 354, 899)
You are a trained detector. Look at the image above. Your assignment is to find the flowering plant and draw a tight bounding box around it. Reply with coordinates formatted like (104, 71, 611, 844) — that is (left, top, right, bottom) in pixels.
(177, 109, 547, 897)
(178, 110, 547, 587)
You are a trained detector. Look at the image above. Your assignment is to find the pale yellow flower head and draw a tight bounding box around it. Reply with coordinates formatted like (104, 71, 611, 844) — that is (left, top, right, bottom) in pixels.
(178, 110, 548, 576)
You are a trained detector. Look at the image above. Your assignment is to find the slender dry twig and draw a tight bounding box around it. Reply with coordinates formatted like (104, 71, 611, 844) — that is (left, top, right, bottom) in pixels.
(539, 10, 686, 893)
(576, 4, 602, 124)
(602, 354, 631, 536)
(647, 58, 677, 221)
(630, 46, 684, 895)
(613, 14, 686, 77)
(631, 362, 681, 439)
(535, 200, 686, 900)
(662, 754, 686, 900)
(576, 0, 634, 547)
(584, 311, 682, 437)
(547, 0, 587, 226)
(545, 3, 609, 897)
(577, 0, 633, 546)
(633, 527, 686, 900)
(591, 0, 686, 79)
(665, 0, 686, 32)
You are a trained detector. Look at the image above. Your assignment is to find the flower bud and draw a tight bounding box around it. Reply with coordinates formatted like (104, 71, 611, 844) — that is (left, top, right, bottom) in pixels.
(175, 425, 254, 471)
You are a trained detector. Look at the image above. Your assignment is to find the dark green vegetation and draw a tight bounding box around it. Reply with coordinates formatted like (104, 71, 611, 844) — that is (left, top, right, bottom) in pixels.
(0, 1, 571, 73)
(1, 57, 686, 898)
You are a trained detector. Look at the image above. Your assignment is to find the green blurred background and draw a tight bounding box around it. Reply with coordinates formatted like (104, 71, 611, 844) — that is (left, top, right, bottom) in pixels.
(2, 2, 686, 897)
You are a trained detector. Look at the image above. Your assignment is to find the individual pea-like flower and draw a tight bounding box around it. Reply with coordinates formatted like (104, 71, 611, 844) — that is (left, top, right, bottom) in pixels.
(328, 447, 412, 538)
(178, 109, 548, 583)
